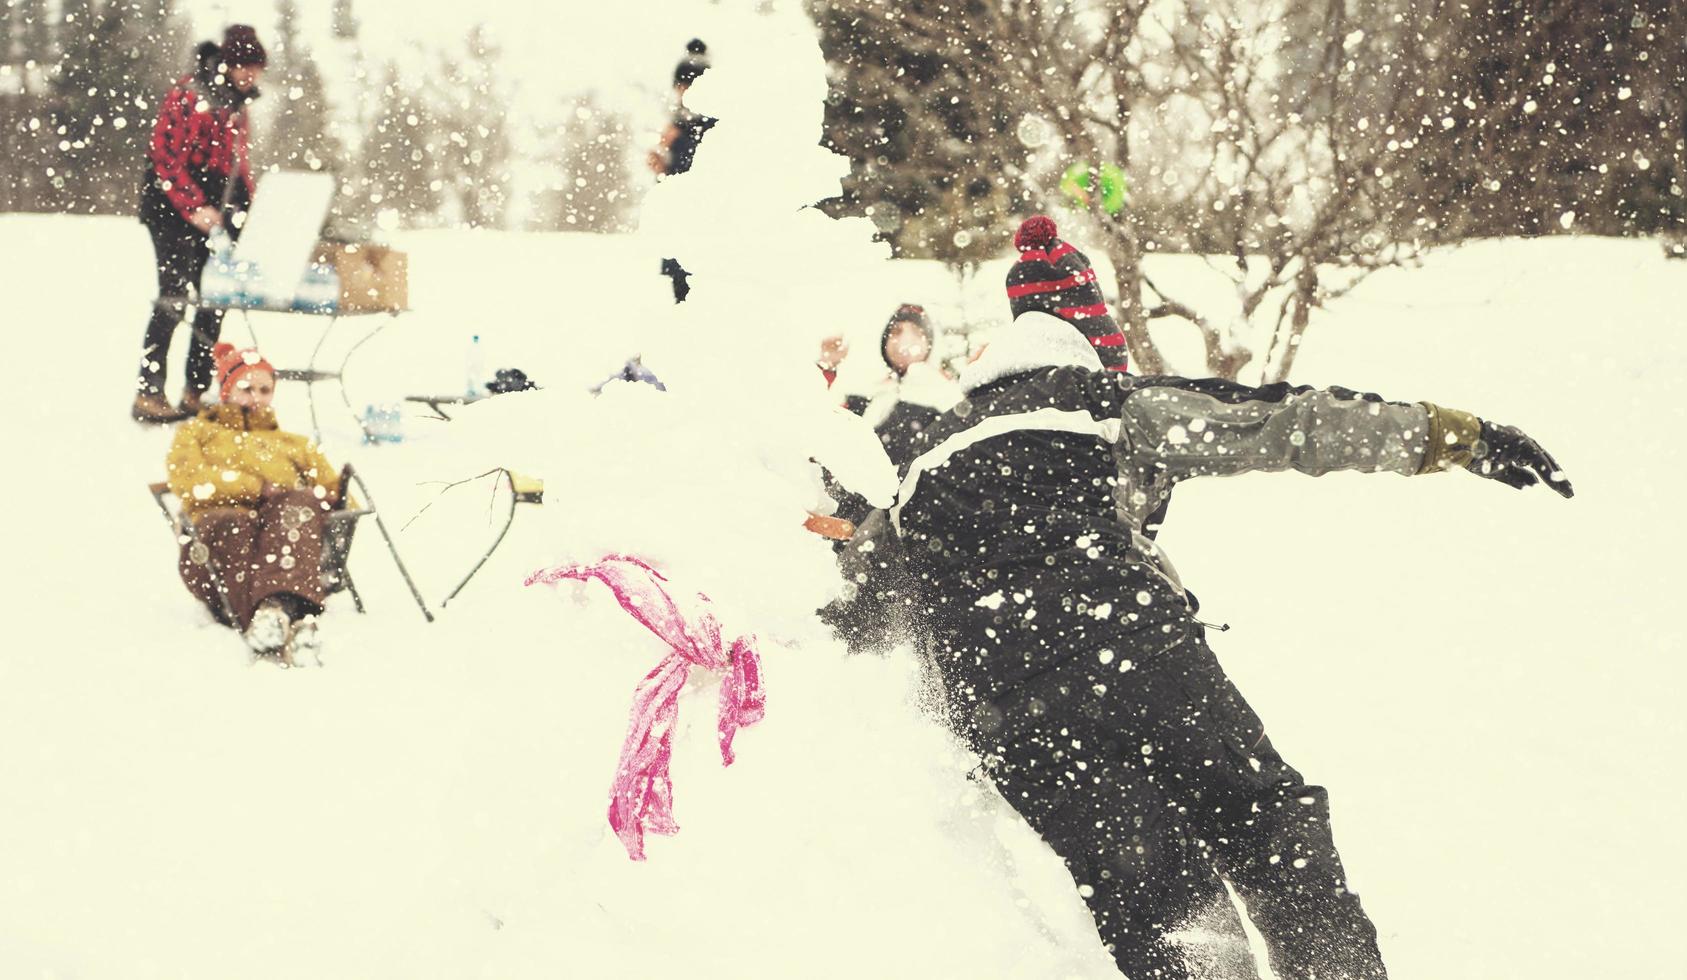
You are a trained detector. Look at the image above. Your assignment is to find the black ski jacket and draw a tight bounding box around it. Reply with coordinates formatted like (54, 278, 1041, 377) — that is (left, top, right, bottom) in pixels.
(895, 312, 1434, 693)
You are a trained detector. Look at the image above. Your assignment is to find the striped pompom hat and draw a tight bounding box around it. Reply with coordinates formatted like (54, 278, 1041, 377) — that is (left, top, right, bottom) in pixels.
(1004, 215, 1127, 372)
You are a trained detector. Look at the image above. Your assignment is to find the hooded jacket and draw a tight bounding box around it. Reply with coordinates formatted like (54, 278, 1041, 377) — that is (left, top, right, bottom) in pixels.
(166, 405, 339, 518)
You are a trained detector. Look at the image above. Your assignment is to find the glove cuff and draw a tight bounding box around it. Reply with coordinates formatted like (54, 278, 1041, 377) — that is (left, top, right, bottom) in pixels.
(1417, 402, 1482, 473)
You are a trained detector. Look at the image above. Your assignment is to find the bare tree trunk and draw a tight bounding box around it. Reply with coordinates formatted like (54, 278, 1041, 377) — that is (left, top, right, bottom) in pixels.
(1100, 214, 1167, 376)
(1264, 263, 1318, 384)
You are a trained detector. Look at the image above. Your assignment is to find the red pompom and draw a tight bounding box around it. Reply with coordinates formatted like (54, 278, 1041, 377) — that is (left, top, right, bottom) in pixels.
(1014, 215, 1059, 251)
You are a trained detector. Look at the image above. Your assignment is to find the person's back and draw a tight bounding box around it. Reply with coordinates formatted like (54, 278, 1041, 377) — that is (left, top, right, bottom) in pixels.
(896, 315, 1172, 697)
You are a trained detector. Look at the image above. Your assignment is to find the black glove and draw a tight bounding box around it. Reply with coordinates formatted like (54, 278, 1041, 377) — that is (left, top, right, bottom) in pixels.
(1467, 421, 1573, 498)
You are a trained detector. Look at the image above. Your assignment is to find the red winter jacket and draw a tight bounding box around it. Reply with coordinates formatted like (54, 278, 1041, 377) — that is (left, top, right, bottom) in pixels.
(146, 75, 254, 223)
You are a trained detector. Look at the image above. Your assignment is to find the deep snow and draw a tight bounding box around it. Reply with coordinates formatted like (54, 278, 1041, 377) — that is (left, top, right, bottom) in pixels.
(0, 214, 1682, 979)
(1, 6, 1683, 973)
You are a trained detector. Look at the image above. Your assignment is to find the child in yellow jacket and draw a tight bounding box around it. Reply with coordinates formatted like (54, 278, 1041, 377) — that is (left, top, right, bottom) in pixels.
(167, 343, 341, 664)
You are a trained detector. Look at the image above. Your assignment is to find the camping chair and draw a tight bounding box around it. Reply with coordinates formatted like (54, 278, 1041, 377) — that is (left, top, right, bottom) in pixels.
(149, 463, 434, 623)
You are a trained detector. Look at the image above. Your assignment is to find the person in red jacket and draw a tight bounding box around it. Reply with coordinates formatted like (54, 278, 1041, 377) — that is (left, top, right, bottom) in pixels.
(131, 25, 267, 423)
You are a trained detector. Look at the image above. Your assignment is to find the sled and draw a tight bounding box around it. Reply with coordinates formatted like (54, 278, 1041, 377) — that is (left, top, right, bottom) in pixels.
(149, 462, 434, 623)
(439, 468, 545, 608)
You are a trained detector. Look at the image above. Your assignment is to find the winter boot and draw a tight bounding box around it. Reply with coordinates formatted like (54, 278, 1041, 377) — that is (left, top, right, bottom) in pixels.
(283, 615, 321, 668)
(131, 392, 186, 424)
(178, 387, 206, 417)
(244, 599, 293, 659)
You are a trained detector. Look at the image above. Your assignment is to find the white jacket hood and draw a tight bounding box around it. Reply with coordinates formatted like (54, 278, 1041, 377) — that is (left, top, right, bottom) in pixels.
(958, 311, 1105, 392)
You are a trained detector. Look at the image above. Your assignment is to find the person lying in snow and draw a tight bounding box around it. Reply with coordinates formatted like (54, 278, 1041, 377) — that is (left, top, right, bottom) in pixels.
(166, 343, 344, 666)
(889, 240, 1572, 978)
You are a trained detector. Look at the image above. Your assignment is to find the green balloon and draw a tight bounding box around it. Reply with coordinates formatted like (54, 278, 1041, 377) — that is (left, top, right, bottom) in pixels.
(1060, 161, 1128, 215)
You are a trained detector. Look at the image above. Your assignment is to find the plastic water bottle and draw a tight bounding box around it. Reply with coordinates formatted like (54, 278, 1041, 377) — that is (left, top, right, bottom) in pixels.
(361, 404, 380, 444)
(239, 258, 269, 309)
(465, 334, 485, 400)
(293, 263, 340, 314)
(361, 403, 404, 444)
(200, 231, 240, 306)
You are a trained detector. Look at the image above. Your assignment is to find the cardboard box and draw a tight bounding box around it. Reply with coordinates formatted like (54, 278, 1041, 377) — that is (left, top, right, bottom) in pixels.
(312, 241, 408, 313)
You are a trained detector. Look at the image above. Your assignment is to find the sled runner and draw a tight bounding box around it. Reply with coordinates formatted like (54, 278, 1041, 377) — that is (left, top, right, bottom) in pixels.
(149, 462, 434, 623)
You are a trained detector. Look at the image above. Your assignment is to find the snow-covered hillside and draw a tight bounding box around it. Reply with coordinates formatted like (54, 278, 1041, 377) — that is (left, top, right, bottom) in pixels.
(0, 214, 1681, 979)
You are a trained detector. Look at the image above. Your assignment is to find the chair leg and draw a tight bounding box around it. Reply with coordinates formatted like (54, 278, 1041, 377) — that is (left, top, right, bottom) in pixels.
(191, 543, 242, 627)
(340, 567, 367, 614)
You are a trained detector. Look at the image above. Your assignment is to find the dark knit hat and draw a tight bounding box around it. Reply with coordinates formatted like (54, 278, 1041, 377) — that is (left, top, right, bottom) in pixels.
(1005, 215, 1127, 372)
(192, 39, 222, 84)
(220, 25, 267, 68)
(674, 38, 709, 87)
(881, 303, 934, 375)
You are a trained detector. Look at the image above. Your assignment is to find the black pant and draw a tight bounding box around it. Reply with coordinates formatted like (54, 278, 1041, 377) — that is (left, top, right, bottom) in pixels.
(137, 215, 225, 398)
(954, 620, 1386, 980)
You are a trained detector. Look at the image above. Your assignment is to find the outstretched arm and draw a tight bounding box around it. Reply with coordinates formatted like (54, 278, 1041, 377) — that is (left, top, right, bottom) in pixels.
(1118, 378, 1571, 496)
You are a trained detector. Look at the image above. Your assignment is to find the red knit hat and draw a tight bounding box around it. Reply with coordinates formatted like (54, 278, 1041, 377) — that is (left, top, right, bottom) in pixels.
(220, 25, 268, 68)
(214, 342, 274, 400)
(1005, 215, 1128, 372)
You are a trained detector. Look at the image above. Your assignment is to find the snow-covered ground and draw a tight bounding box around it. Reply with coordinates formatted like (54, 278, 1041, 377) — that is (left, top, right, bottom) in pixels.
(0, 214, 1681, 979)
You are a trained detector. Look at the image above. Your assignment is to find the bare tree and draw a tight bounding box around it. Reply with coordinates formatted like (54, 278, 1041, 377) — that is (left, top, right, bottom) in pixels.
(812, 0, 1038, 263)
(812, 0, 1684, 381)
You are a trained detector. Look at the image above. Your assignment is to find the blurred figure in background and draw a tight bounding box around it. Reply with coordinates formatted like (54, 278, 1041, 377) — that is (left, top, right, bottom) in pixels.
(866, 304, 960, 469)
(816, 334, 849, 389)
(132, 25, 266, 423)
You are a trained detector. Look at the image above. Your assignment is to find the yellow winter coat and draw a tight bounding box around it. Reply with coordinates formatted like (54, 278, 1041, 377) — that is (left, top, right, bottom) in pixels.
(166, 404, 340, 518)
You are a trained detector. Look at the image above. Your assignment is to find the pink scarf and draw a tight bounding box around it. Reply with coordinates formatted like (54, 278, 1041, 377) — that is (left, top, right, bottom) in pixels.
(526, 555, 766, 860)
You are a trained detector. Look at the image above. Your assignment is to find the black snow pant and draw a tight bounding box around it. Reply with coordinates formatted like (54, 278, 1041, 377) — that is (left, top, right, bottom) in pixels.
(136, 213, 225, 399)
(946, 617, 1387, 980)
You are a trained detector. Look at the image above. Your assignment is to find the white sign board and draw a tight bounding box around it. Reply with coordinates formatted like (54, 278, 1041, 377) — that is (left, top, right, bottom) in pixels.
(233, 171, 335, 304)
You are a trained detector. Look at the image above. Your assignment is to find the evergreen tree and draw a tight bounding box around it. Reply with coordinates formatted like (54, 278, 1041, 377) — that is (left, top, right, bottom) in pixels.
(361, 60, 444, 225)
(432, 25, 513, 229)
(260, 0, 340, 176)
(49, 0, 189, 213)
(535, 92, 636, 233)
(1, 0, 58, 210)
